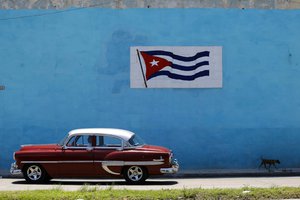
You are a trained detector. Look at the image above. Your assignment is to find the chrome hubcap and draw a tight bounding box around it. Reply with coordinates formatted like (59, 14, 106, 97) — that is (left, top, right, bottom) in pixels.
(127, 166, 143, 181)
(27, 165, 42, 181)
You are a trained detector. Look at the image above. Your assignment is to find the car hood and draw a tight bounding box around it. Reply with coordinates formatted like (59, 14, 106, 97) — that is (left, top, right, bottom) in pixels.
(134, 145, 171, 153)
(20, 144, 61, 151)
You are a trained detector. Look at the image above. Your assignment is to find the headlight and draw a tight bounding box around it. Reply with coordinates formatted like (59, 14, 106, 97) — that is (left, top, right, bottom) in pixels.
(13, 152, 15, 160)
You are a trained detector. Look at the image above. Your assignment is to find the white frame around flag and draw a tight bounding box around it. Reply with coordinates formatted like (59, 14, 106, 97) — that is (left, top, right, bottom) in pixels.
(130, 46, 222, 88)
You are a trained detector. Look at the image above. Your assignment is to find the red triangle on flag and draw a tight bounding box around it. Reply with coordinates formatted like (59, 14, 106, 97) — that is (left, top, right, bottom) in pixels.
(140, 52, 172, 80)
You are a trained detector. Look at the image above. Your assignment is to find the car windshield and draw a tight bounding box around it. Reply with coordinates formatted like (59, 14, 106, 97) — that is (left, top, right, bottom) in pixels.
(128, 134, 145, 147)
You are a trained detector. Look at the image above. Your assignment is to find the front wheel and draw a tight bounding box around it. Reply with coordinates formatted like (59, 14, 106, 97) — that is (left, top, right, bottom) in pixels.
(23, 164, 49, 184)
(123, 166, 148, 184)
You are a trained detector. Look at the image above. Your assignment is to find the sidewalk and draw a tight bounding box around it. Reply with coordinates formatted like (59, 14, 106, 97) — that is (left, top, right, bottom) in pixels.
(1, 177, 300, 191)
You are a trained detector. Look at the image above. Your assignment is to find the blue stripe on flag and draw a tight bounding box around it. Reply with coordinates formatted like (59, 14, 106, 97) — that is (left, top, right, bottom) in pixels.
(149, 70, 209, 81)
(143, 50, 210, 62)
(171, 61, 209, 71)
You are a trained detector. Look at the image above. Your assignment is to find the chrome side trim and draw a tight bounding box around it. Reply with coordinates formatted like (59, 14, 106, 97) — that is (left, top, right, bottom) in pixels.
(100, 161, 124, 166)
(62, 146, 124, 150)
(21, 160, 164, 165)
(21, 161, 94, 164)
(94, 160, 164, 166)
(62, 146, 93, 150)
(101, 163, 121, 175)
(99, 160, 164, 175)
(93, 147, 123, 150)
(125, 161, 164, 165)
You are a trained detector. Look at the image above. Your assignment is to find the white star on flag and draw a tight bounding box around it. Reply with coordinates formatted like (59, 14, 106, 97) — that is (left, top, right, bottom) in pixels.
(150, 59, 159, 67)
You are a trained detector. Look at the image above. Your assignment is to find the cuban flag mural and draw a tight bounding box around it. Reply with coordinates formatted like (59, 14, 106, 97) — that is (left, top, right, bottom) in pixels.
(130, 46, 222, 88)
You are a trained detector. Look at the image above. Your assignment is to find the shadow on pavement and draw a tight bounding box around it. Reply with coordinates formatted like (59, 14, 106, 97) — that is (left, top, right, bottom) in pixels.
(12, 180, 178, 186)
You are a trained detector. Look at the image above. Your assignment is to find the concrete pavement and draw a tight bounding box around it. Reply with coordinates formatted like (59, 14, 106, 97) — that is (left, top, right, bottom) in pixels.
(1, 177, 300, 191)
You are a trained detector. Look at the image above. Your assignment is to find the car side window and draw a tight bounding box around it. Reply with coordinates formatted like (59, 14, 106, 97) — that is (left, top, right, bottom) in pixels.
(67, 135, 93, 147)
(96, 136, 122, 148)
(67, 136, 76, 146)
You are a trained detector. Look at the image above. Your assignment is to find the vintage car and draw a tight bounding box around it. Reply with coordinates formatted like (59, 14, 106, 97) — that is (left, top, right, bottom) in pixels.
(11, 128, 179, 184)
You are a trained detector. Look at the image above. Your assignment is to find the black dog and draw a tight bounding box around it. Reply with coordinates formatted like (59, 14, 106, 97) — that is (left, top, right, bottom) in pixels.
(259, 158, 280, 169)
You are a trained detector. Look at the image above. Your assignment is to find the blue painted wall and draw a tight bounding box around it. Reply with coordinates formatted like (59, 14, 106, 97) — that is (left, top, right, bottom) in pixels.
(1, 8, 300, 172)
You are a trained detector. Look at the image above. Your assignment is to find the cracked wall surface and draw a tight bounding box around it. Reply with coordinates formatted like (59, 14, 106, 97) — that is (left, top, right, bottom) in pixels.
(0, 0, 300, 9)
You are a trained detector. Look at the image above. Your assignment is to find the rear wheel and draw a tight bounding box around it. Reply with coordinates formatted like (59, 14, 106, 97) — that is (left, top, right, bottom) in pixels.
(123, 166, 147, 184)
(23, 164, 49, 184)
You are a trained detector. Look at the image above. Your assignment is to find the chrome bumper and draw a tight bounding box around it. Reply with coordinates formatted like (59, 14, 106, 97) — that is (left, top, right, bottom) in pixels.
(160, 159, 179, 174)
(10, 162, 22, 175)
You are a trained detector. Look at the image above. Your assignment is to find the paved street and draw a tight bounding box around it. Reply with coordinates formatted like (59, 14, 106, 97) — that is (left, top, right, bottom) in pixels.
(1, 177, 300, 191)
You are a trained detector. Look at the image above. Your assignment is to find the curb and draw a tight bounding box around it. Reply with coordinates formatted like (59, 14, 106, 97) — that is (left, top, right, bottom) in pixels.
(2, 169, 300, 179)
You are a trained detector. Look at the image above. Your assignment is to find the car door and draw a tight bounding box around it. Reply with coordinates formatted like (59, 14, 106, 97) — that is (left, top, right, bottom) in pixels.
(59, 135, 95, 178)
(93, 135, 124, 177)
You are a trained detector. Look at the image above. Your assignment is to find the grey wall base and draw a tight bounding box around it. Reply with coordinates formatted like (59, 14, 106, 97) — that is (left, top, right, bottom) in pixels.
(1, 0, 300, 9)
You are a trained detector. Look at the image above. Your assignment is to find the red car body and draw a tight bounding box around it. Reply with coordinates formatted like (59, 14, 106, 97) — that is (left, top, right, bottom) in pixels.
(11, 128, 179, 184)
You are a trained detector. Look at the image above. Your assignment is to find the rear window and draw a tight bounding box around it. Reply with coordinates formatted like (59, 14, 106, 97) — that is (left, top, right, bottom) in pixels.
(128, 134, 145, 147)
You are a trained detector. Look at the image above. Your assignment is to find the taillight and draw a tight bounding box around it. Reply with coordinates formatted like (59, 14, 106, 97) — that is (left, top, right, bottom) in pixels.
(169, 152, 173, 164)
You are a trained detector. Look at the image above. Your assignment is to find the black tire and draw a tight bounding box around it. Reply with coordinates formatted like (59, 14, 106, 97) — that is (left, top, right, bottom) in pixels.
(123, 166, 148, 184)
(22, 164, 48, 184)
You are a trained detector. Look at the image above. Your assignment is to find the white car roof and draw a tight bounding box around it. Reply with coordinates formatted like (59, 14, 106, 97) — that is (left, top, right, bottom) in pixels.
(68, 128, 135, 141)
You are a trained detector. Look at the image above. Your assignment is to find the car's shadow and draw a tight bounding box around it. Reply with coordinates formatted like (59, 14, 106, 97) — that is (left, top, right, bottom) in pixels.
(12, 179, 178, 186)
